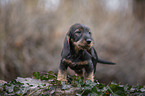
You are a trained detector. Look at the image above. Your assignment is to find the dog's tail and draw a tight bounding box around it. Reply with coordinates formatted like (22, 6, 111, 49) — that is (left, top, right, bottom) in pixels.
(98, 58, 115, 65)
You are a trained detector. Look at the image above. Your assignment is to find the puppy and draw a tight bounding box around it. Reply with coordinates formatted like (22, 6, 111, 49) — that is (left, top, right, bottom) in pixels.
(57, 23, 115, 82)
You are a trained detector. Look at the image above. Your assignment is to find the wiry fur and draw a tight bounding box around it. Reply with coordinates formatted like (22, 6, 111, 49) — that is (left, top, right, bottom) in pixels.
(57, 23, 115, 82)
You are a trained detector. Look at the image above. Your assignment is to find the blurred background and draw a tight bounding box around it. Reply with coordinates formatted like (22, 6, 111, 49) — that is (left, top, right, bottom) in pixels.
(0, 0, 145, 85)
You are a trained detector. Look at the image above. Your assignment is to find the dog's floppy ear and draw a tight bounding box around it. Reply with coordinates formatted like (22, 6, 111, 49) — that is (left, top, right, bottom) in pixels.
(91, 47, 98, 60)
(87, 47, 98, 60)
(90, 47, 98, 73)
(61, 33, 70, 58)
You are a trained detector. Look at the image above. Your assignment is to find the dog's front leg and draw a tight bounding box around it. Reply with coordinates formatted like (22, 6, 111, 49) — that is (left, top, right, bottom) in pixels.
(84, 61, 94, 82)
(57, 60, 68, 81)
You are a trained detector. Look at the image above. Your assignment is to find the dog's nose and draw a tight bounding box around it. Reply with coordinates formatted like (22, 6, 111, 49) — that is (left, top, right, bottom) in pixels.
(86, 39, 92, 44)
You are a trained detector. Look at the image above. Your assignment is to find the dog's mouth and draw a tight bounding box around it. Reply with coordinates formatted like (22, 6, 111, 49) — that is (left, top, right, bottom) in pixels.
(78, 44, 90, 49)
(74, 41, 93, 50)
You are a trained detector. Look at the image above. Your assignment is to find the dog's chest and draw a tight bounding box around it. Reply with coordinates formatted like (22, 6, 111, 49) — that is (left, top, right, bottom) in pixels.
(62, 50, 92, 69)
(63, 58, 88, 65)
(62, 57, 90, 70)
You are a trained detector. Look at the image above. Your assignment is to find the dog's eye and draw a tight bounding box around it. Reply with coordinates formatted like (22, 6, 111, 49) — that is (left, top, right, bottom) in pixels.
(75, 31, 81, 36)
(88, 32, 91, 35)
(75, 31, 81, 34)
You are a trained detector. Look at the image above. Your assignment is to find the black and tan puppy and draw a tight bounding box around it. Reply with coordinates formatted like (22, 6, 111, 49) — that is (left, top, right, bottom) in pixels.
(57, 23, 115, 82)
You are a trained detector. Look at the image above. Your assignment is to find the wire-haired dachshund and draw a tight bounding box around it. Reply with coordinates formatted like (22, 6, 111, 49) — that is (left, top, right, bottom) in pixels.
(57, 23, 115, 82)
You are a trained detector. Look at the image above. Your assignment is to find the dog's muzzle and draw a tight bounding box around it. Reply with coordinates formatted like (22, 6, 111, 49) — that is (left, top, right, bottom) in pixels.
(74, 38, 93, 49)
(86, 39, 92, 44)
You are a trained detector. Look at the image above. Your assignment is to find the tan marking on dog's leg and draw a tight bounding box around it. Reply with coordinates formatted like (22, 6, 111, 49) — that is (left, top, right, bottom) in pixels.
(84, 71, 94, 82)
(57, 69, 67, 81)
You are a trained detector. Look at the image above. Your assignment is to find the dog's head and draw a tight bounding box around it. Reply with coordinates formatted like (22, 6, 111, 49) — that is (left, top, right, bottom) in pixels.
(61, 23, 94, 58)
